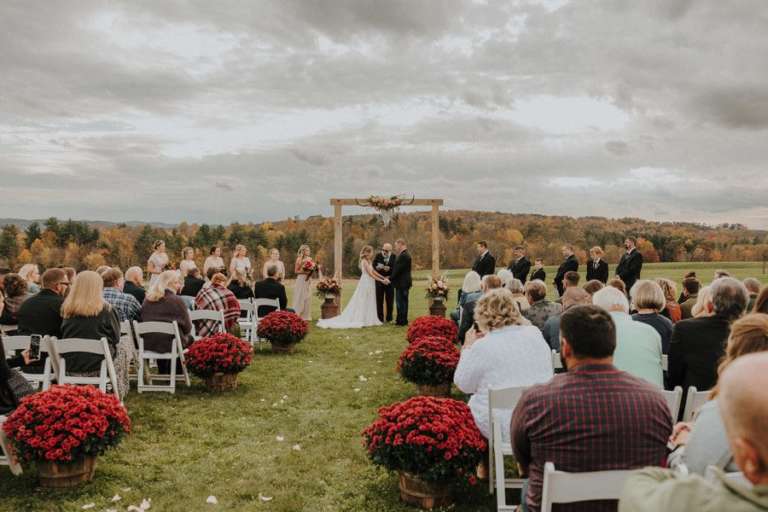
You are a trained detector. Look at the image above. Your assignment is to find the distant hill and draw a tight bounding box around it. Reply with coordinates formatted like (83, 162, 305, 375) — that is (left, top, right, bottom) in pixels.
(0, 218, 176, 230)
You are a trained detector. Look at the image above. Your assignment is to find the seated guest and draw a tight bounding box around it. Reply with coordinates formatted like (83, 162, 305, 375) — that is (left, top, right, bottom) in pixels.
(0, 342, 34, 415)
(679, 277, 701, 319)
(631, 280, 674, 354)
(678, 271, 697, 303)
(620, 352, 768, 512)
(670, 277, 748, 394)
(542, 287, 591, 350)
(714, 269, 731, 280)
(754, 286, 768, 314)
(139, 271, 193, 373)
(253, 264, 289, 316)
(60, 266, 77, 286)
(512, 305, 672, 512)
(180, 267, 205, 297)
(60, 271, 128, 399)
(454, 289, 551, 441)
(593, 286, 663, 387)
(529, 258, 546, 282)
(195, 272, 240, 337)
(691, 285, 713, 318)
(583, 279, 605, 296)
(123, 266, 146, 304)
(458, 275, 502, 343)
(668, 313, 768, 475)
(452, 271, 482, 324)
(607, 276, 627, 297)
(522, 279, 562, 332)
(496, 269, 515, 289)
(17, 268, 67, 338)
(0, 267, 10, 298)
(18, 264, 41, 295)
(743, 277, 761, 312)
(556, 271, 580, 303)
(95, 265, 111, 276)
(227, 270, 254, 300)
(507, 278, 529, 313)
(101, 268, 141, 322)
(586, 246, 609, 283)
(656, 278, 682, 323)
(0, 274, 29, 326)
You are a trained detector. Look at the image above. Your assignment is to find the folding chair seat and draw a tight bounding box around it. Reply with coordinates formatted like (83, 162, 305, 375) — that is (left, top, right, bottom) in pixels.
(540, 462, 634, 512)
(51, 337, 120, 401)
(132, 321, 190, 394)
(189, 309, 226, 339)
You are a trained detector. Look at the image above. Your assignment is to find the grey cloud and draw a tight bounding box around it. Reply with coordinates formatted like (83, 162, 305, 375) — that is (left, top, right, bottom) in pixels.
(692, 85, 768, 130)
(605, 140, 629, 156)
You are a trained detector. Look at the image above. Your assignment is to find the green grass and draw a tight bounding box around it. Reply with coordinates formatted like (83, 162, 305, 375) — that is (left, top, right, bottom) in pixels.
(1, 262, 765, 511)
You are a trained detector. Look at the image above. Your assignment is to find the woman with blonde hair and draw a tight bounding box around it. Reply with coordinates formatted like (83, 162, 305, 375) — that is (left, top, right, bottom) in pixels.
(452, 271, 482, 324)
(147, 240, 169, 288)
(18, 263, 41, 294)
(179, 247, 198, 277)
(656, 278, 682, 323)
(691, 285, 713, 318)
(454, 288, 553, 440)
(292, 244, 315, 320)
(229, 244, 252, 280)
(60, 271, 128, 398)
(262, 248, 286, 282)
(317, 245, 387, 329)
(631, 280, 674, 354)
(227, 269, 254, 300)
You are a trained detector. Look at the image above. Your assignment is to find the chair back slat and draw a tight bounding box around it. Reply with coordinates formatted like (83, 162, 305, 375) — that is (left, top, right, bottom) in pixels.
(53, 338, 108, 355)
(133, 321, 177, 336)
(2, 335, 31, 352)
(683, 387, 710, 422)
(489, 386, 528, 410)
(662, 386, 683, 420)
(541, 462, 634, 512)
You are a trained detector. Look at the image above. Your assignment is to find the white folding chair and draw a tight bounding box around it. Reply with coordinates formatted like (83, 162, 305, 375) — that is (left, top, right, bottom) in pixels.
(51, 337, 121, 401)
(121, 320, 140, 383)
(662, 386, 683, 420)
(2, 335, 57, 390)
(189, 309, 226, 339)
(661, 354, 668, 372)
(551, 350, 563, 371)
(540, 462, 635, 512)
(682, 386, 710, 422)
(237, 299, 255, 341)
(488, 386, 529, 511)
(0, 325, 18, 335)
(0, 415, 23, 476)
(252, 298, 280, 345)
(132, 321, 190, 394)
(705, 465, 752, 489)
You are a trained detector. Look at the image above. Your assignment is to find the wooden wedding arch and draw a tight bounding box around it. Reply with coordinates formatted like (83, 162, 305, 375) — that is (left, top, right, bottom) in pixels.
(330, 198, 444, 279)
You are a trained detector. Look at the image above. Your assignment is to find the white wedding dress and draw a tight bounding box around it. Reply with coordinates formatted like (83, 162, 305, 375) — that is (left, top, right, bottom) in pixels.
(317, 260, 383, 329)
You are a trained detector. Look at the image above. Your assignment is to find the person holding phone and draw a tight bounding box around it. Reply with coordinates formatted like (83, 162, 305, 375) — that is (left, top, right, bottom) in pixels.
(0, 339, 34, 415)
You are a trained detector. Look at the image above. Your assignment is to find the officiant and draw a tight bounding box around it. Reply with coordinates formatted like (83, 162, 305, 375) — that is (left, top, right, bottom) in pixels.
(373, 243, 396, 323)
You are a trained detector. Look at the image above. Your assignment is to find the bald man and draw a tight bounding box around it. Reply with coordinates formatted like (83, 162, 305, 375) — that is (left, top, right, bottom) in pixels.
(619, 352, 768, 511)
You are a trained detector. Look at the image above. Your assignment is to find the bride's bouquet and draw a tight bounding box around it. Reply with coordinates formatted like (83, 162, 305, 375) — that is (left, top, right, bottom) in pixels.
(315, 276, 342, 298)
(425, 276, 449, 300)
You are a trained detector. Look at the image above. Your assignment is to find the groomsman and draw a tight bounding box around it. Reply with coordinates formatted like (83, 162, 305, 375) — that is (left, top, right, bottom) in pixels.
(616, 237, 644, 292)
(373, 243, 396, 322)
(586, 246, 609, 283)
(390, 239, 413, 326)
(507, 246, 532, 284)
(554, 245, 579, 296)
(472, 241, 496, 278)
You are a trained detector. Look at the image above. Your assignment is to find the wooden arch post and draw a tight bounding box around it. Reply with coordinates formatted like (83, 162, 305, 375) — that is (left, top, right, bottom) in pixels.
(329, 198, 444, 279)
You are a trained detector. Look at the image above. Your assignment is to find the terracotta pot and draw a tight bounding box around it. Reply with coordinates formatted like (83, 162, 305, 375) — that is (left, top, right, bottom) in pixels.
(38, 456, 97, 488)
(398, 472, 453, 509)
(270, 342, 296, 354)
(204, 372, 239, 392)
(416, 382, 451, 397)
(321, 294, 340, 319)
(428, 298, 447, 317)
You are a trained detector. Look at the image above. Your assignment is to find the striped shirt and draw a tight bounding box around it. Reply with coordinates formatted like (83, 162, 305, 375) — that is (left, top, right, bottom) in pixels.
(103, 287, 141, 322)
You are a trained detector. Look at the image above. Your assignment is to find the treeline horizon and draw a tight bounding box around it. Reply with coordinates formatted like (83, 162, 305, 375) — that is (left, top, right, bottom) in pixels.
(0, 211, 767, 277)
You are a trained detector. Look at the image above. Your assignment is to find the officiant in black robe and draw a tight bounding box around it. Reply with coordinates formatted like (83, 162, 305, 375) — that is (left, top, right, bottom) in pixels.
(373, 244, 396, 322)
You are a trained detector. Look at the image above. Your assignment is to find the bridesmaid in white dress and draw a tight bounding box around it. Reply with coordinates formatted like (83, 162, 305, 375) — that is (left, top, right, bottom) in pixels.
(147, 240, 169, 288)
(262, 248, 286, 282)
(179, 247, 198, 277)
(292, 245, 314, 320)
(203, 246, 226, 278)
(229, 244, 252, 280)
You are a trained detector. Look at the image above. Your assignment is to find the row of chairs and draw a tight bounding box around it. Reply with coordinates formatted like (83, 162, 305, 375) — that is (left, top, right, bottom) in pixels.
(236, 298, 281, 345)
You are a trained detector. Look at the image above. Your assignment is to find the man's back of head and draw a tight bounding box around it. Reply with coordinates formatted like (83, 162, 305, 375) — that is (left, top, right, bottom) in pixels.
(593, 286, 630, 314)
(564, 270, 580, 288)
(559, 305, 616, 365)
(125, 266, 143, 285)
(102, 268, 124, 289)
(481, 274, 502, 293)
(41, 268, 66, 292)
(710, 277, 748, 321)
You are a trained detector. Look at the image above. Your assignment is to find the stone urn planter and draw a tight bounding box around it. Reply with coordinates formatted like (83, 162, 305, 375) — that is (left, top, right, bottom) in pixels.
(398, 472, 453, 509)
(320, 293, 340, 319)
(416, 382, 451, 397)
(38, 456, 98, 488)
(203, 372, 239, 392)
(428, 297, 447, 317)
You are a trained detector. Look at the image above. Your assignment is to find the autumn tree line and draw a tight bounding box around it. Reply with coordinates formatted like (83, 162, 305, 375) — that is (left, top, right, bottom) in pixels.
(0, 212, 766, 277)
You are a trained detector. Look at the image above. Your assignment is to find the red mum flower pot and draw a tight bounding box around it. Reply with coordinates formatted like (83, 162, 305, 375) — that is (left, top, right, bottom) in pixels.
(398, 336, 459, 398)
(185, 333, 253, 391)
(256, 311, 309, 353)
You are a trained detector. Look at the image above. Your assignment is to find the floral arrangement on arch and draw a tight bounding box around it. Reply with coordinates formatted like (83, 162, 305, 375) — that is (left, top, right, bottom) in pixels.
(425, 276, 449, 300)
(315, 276, 342, 298)
(398, 336, 460, 387)
(362, 396, 486, 485)
(366, 195, 405, 210)
(406, 316, 458, 343)
(256, 310, 309, 346)
(2, 385, 131, 465)
(185, 333, 253, 378)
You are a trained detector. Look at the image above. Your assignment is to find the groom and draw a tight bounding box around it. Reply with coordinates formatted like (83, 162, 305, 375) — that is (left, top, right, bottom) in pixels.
(390, 238, 412, 326)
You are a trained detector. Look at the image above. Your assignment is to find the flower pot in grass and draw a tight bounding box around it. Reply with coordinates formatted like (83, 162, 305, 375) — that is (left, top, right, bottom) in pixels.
(398, 336, 459, 397)
(362, 396, 486, 510)
(256, 311, 308, 354)
(406, 316, 458, 344)
(428, 298, 447, 318)
(2, 385, 131, 488)
(186, 333, 253, 391)
(425, 277, 449, 318)
(316, 277, 342, 319)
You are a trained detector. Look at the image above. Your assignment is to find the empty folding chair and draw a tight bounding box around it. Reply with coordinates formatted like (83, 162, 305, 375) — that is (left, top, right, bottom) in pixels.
(51, 337, 121, 401)
(488, 386, 529, 511)
(189, 309, 226, 339)
(237, 299, 255, 342)
(662, 386, 683, 420)
(132, 321, 190, 394)
(252, 298, 281, 345)
(0, 415, 23, 475)
(682, 386, 710, 422)
(540, 462, 635, 512)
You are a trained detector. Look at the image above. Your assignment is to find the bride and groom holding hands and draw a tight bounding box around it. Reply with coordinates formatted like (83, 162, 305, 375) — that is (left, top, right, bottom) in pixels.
(317, 239, 412, 329)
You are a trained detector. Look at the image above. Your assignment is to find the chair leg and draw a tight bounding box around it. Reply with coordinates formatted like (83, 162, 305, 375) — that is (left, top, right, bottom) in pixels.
(169, 356, 177, 394)
(138, 357, 145, 394)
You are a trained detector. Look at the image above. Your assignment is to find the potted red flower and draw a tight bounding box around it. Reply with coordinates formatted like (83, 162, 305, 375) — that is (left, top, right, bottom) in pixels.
(2, 385, 131, 488)
(362, 396, 487, 509)
(256, 310, 309, 353)
(398, 336, 459, 397)
(406, 316, 458, 344)
(185, 333, 253, 391)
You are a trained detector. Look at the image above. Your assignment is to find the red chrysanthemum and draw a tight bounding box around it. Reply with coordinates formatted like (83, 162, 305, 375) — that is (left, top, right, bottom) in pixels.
(406, 316, 458, 343)
(256, 311, 309, 345)
(398, 336, 459, 386)
(185, 332, 253, 378)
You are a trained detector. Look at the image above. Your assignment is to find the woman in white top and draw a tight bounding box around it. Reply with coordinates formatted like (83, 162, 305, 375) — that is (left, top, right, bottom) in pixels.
(229, 244, 252, 279)
(262, 248, 286, 282)
(454, 288, 553, 441)
(179, 247, 198, 277)
(147, 240, 169, 288)
(203, 246, 225, 278)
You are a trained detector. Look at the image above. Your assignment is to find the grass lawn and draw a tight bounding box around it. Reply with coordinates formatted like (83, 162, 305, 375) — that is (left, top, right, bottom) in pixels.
(1, 262, 765, 511)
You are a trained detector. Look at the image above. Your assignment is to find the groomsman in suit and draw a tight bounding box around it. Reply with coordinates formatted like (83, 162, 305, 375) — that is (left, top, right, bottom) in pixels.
(616, 237, 644, 293)
(586, 246, 609, 283)
(390, 239, 413, 326)
(554, 245, 579, 296)
(373, 243, 396, 322)
(472, 241, 496, 278)
(530, 258, 546, 282)
(507, 246, 532, 284)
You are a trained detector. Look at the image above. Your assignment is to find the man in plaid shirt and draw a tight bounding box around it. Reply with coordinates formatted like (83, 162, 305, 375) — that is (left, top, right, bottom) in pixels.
(101, 268, 141, 322)
(512, 305, 672, 512)
(194, 273, 240, 337)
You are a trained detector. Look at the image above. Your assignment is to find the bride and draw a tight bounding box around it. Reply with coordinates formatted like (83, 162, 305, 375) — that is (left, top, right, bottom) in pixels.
(317, 245, 388, 329)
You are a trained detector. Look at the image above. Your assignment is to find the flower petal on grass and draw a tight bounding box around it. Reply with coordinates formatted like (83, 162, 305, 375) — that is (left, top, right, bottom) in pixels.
(292, 444, 302, 451)
(112, 494, 122, 502)
(276, 435, 284, 442)
(206, 496, 218, 505)
(258, 494, 273, 502)
(81, 504, 95, 510)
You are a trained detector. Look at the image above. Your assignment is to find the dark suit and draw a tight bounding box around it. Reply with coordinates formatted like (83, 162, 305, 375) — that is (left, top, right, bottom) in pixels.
(554, 254, 579, 296)
(472, 252, 496, 278)
(253, 278, 288, 317)
(373, 252, 396, 322)
(390, 250, 412, 326)
(530, 268, 546, 282)
(508, 256, 532, 284)
(180, 276, 205, 297)
(586, 259, 609, 284)
(669, 316, 731, 392)
(15, 289, 64, 373)
(616, 249, 643, 292)
(123, 281, 146, 304)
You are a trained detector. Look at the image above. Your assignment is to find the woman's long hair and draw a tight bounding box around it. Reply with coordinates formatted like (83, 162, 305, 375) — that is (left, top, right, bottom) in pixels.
(359, 245, 373, 262)
(146, 270, 180, 302)
(61, 271, 106, 318)
(710, 313, 768, 398)
(297, 245, 310, 258)
(0, 339, 18, 409)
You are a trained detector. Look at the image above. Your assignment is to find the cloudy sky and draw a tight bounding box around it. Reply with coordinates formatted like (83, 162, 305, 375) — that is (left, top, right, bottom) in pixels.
(2, 0, 768, 227)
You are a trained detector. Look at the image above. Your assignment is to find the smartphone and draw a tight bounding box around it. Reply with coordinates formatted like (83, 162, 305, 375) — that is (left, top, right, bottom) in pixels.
(29, 335, 41, 360)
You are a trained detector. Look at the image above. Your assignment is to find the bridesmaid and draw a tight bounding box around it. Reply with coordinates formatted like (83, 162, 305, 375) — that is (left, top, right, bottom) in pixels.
(203, 246, 225, 278)
(292, 245, 314, 320)
(147, 240, 169, 288)
(229, 244, 252, 280)
(262, 248, 286, 282)
(179, 247, 198, 277)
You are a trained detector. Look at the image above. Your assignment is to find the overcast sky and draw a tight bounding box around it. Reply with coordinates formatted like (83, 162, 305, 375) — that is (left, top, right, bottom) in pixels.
(2, 0, 768, 227)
